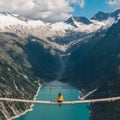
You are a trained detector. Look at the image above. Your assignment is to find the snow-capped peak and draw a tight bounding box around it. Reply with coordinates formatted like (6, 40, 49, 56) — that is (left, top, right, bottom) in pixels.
(0, 10, 119, 55)
(0, 12, 47, 28)
(0, 12, 116, 37)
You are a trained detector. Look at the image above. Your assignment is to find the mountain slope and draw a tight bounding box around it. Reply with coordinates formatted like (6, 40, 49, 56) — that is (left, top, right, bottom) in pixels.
(65, 17, 92, 27)
(23, 36, 60, 81)
(63, 19, 120, 119)
(91, 9, 120, 21)
(63, 19, 120, 89)
(0, 32, 59, 119)
(0, 11, 116, 55)
(0, 33, 39, 119)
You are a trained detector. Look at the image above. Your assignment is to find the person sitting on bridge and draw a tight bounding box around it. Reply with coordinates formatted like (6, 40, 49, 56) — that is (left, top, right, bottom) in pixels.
(57, 92, 64, 106)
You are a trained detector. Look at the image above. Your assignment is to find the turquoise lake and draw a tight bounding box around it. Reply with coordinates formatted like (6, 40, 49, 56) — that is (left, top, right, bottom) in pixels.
(14, 82, 89, 120)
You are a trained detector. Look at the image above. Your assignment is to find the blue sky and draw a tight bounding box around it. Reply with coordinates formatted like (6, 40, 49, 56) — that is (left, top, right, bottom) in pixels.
(72, 0, 115, 18)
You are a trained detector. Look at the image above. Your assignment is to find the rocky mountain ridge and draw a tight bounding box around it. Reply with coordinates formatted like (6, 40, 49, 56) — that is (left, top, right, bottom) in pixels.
(0, 10, 117, 55)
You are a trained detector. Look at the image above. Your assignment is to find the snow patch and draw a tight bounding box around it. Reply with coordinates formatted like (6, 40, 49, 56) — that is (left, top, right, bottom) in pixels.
(23, 75, 29, 79)
(7, 67, 11, 72)
(0, 13, 117, 54)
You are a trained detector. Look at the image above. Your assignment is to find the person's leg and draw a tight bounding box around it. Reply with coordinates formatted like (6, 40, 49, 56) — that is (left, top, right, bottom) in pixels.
(58, 101, 62, 107)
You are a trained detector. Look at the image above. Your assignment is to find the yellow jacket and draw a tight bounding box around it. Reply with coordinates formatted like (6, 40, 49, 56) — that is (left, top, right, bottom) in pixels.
(57, 95, 64, 101)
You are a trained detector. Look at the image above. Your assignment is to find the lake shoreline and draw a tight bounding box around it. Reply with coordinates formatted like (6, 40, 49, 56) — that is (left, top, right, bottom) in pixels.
(9, 83, 42, 120)
(16, 85, 89, 120)
(12, 83, 89, 120)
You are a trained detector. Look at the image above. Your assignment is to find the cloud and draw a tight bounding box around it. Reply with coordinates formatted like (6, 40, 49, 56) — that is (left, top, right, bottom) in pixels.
(68, 0, 86, 8)
(0, 0, 86, 22)
(0, 0, 74, 22)
(107, 0, 120, 8)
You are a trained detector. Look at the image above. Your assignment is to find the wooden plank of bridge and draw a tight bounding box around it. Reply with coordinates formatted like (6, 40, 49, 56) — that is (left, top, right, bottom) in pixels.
(0, 96, 120, 104)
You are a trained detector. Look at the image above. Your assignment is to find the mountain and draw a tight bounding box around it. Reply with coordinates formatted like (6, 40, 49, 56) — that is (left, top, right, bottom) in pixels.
(0, 32, 60, 120)
(111, 9, 120, 20)
(63, 19, 120, 87)
(91, 11, 110, 21)
(65, 17, 78, 27)
(0, 33, 39, 119)
(91, 9, 120, 21)
(62, 19, 120, 119)
(73, 17, 92, 24)
(89, 20, 120, 120)
(0, 11, 115, 55)
(65, 16, 92, 27)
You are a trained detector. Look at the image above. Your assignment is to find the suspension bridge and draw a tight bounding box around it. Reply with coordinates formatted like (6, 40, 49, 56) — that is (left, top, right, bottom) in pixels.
(0, 96, 120, 105)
